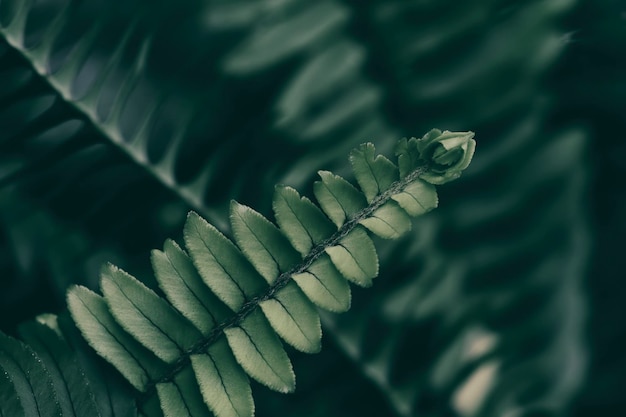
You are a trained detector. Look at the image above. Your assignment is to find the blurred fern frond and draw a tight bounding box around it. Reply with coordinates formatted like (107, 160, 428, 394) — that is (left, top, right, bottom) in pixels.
(0, 313, 137, 417)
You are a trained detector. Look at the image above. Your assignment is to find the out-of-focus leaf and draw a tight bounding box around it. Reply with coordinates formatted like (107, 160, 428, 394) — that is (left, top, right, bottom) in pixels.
(551, 2, 626, 416)
(0, 0, 399, 318)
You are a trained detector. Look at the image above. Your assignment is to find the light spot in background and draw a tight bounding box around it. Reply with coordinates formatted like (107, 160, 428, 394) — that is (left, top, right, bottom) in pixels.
(464, 327, 497, 361)
(428, 326, 499, 416)
(453, 360, 500, 417)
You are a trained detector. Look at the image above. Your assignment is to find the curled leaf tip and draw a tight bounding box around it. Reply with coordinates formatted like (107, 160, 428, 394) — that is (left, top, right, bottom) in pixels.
(396, 129, 476, 184)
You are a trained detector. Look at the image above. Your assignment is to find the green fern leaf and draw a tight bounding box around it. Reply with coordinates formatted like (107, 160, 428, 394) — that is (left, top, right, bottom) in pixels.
(155, 381, 195, 417)
(273, 185, 335, 256)
(156, 367, 212, 417)
(183, 212, 266, 312)
(230, 201, 300, 284)
(191, 339, 253, 417)
(389, 179, 438, 217)
(292, 254, 352, 313)
(1, 0, 593, 415)
(224, 310, 295, 394)
(259, 282, 322, 353)
(66, 130, 475, 417)
(152, 240, 230, 335)
(359, 201, 412, 239)
(349, 143, 399, 202)
(17, 320, 101, 417)
(100, 264, 202, 364)
(324, 227, 379, 287)
(0, 331, 62, 417)
(0, 368, 24, 417)
(1, 314, 137, 417)
(66, 286, 166, 391)
(313, 170, 367, 228)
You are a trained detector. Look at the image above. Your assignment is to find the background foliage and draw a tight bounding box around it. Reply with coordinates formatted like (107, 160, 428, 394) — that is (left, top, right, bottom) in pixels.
(0, 0, 624, 416)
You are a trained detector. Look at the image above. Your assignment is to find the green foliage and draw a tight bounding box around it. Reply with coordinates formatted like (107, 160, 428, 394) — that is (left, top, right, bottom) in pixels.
(63, 132, 475, 417)
(0, 314, 137, 417)
(1, 0, 614, 416)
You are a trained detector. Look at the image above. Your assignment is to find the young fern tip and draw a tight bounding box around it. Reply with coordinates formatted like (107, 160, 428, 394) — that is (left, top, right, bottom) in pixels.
(66, 129, 475, 417)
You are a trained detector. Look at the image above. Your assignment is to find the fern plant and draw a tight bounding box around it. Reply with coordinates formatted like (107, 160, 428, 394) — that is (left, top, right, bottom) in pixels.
(60, 130, 474, 417)
(0, 0, 591, 416)
(0, 313, 138, 417)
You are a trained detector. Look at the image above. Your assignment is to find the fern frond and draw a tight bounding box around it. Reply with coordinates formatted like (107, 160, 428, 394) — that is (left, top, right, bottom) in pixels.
(0, 0, 206, 213)
(0, 314, 137, 417)
(0, 0, 393, 231)
(67, 130, 475, 417)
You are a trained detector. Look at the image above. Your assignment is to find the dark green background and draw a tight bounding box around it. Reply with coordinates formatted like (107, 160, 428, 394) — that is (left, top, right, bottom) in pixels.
(1, 0, 625, 416)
